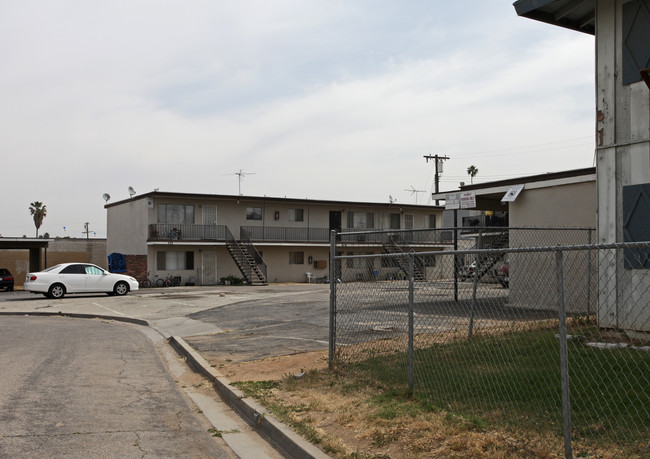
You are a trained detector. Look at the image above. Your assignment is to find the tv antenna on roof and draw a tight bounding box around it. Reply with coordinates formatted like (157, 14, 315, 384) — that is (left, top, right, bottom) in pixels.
(403, 185, 426, 204)
(225, 169, 256, 195)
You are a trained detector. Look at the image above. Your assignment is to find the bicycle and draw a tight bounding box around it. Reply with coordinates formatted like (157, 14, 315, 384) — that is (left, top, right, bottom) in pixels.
(142, 271, 165, 288)
(162, 273, 175, 287)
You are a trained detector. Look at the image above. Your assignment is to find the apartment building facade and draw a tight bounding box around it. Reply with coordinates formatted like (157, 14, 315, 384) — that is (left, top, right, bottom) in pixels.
(106, 192, 444, 285)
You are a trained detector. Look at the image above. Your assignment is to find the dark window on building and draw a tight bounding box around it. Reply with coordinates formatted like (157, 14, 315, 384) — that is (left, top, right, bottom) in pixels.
(289, 208, 304, 222)
(623, 183, 650, 268)
(157, 251, 195, 270)
(246, 207, 263, 220)
(622, 0, 650, 85)
(289, 251, 304, 264)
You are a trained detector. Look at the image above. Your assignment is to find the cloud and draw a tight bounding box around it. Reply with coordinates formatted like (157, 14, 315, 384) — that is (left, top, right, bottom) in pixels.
(0, 1, 595, 237)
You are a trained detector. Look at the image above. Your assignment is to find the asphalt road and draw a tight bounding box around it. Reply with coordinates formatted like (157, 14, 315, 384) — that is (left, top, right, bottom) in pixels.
(0, 315, 236, 458)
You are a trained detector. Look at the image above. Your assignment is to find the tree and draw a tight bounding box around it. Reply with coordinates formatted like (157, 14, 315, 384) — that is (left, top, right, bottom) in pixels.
(467, 165, 479, 184)
(29, 201, 47, 238)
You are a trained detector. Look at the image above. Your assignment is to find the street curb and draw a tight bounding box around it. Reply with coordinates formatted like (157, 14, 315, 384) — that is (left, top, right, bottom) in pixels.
(0, 311, 150, 327)
(169, 336, 331, 459)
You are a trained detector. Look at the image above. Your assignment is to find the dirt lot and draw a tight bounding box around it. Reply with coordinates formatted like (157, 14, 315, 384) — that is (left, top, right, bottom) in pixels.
(218, 351, 571, 459)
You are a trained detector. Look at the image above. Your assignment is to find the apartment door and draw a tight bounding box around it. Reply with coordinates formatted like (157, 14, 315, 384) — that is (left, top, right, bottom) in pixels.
(329, 211, 342, 240)
(201, 250, 217, 285)
(203, 205, 217, 239)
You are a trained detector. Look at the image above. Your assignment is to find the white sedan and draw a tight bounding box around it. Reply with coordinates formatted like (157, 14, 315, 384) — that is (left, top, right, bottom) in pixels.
(24, 263, 139, 299)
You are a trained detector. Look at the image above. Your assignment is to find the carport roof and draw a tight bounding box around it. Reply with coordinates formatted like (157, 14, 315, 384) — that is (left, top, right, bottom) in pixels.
(0, 238, 51, 250)
(431, 167, 595, 210)
(513, 0, 596, 35)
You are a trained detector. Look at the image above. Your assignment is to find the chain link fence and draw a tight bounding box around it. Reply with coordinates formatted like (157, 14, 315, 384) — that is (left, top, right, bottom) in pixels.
(328, 228, 649, 457)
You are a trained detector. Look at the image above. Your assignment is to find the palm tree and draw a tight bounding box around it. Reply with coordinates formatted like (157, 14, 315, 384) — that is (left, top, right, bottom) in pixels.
(29, 201, 47, 238)
(467, 165, 479, 184)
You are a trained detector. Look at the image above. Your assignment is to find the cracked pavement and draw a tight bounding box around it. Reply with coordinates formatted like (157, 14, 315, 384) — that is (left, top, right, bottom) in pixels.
(0, 315, 237, 458)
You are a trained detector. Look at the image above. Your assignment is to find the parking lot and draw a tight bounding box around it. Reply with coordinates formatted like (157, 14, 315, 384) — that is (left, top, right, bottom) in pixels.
(0, 284, 332, 368)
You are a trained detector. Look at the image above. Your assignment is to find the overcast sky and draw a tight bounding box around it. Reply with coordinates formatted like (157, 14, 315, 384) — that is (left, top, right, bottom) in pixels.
(1, 1, 595, 238)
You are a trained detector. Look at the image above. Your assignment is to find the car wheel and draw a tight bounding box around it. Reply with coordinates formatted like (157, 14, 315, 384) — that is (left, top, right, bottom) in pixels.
(48, 284, 66, 299)
(114, 281, 129, 296)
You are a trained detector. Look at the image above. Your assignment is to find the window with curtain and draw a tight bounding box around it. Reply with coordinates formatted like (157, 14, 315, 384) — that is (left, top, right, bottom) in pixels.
(246, 207, 263, 220)
(347, 212, 374, 229)
(289, 208, 304, 222)
(289, 251, 304, 264)
(157, 204, 194, 224)
(157, 251, 195, 270)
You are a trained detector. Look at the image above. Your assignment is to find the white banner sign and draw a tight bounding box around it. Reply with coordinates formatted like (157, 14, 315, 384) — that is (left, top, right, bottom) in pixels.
(445, 193, 460, 210)
(501, 184, 525, 202)
(460, 191, 477, 209)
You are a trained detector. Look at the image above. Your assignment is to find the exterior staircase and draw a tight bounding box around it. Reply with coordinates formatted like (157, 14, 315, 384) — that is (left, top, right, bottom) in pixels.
(225, 227, 268, 285)
(383, 233, 427, 281)
(471, 230, 509, 282)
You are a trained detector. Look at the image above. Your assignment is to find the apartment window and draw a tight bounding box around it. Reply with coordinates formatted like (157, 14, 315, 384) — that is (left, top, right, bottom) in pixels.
(289, 251, 304, 264)
(404, 214, 414, 229)
(423, 255, 436, 267)
(383, 213, 400, 229)
(158, 204, 194, 224)
(246, 207, 263, 220)
(427, 215, 437, 229)
(157, 251, 194, 270)
(347, 212, 374, 229)
(288, 208, 304, 222)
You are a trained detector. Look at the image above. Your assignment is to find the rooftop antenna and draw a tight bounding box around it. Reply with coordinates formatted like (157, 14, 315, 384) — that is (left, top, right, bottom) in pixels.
(128, 186, 136, 198)
(225, 169, 255, 195)
(102, 193, 111, 203)
(403, 185, 426, 204)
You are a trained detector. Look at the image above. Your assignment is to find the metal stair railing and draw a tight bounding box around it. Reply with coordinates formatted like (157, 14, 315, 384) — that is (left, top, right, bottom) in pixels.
(383, 233, 426, 281)
(225, 226, 256, 284)
(239, 228, 268, 284)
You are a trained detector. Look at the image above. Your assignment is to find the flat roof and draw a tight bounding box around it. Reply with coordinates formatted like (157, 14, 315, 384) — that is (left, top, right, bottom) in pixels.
(513, 0, 596, 35)
(0, 238, 52, 250)
(105, 191, 444, 210)
(432, 167, 596, 201)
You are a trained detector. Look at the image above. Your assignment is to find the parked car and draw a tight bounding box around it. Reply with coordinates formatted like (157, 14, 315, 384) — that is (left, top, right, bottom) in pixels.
(24, 263, 139, 299)
(0, 268, 14, 291)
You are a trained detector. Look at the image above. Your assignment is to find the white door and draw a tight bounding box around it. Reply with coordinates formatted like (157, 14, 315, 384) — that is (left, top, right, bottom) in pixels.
(203, 205, 217, 239)
(201, 251, 217, 285)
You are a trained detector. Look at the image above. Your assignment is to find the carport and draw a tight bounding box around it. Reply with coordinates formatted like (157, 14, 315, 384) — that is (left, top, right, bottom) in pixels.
(0, 239, 51, 273)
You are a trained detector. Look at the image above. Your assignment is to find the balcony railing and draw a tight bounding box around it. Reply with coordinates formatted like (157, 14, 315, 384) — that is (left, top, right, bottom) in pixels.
(148, 224, 450, 245)
(149, 224, 227, 241)
(240, 226, 331, 242)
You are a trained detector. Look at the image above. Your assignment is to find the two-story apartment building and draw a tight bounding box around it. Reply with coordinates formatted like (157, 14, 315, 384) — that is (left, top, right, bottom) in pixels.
(106, 192, 444, 285)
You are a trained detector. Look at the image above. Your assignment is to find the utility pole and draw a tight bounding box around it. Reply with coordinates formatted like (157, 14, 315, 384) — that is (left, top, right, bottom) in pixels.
(82, 222, 91, 239)
(424, 154, 449, 205)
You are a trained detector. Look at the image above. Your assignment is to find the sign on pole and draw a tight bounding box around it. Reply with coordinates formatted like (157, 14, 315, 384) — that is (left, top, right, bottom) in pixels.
(460, 191, 477, 209)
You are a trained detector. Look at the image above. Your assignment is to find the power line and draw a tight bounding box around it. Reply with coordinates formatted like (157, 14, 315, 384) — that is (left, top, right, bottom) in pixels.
(451, 136, 593, 158)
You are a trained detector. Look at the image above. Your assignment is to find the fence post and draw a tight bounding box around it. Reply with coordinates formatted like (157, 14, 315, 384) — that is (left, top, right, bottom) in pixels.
(555, 250, 573, 459)
(328, 230, 338, 369)
(468, 250, 480, 341)
(408, 253, 415, 394)
(587, 229, 592, 319)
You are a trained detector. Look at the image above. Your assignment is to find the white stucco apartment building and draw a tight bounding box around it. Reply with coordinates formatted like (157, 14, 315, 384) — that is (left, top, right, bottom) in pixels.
(105, 191, 444, 286)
